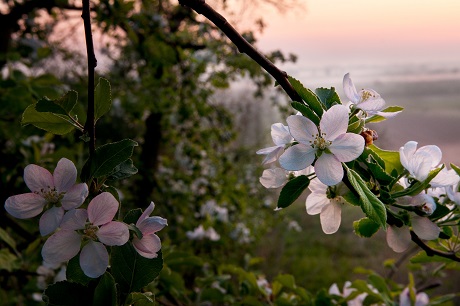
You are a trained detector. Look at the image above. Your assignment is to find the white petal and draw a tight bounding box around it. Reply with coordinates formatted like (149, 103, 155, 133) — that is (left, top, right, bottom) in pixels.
(329, 133, 364, 162)
(39, 206, 65, 236)
(97, 221, 129, 246)
(399, 141, 418, 171)
(259, 168, 287, 188)
(61, 183, 89, 210)
(42, 230, 81, 264)
(61, 209, 88, 230)
(409, 151, 434, 181)
(386, 226, 411, 253)
(138, 216, 168, 235)
(24, 164, 54, 192)
(417, 145, 442, 168)
(80, 241, 109, 278)
(133, 234, 162, 259)
(256, 146, 278, 155)
(308, 177, 328, 193)
(343, 73, 360, 103)
(320, 105, 349, 141)
(286, 115, 317, 145)
(260, 147, 284, 165)
(430, 168, 460, 188)
(356, 90, 385, 112)
(279, 144, 316, 171)
(5, 193, 47, 219)
(374, 109, 402, 118)
(329, 283, 341, 295)
(412, 216, 440, 240)
(315, 154, 343, 186)
(271, 123, 292, 146)
(319, 201, 342, 234)
(415, 292, 429, 306)
(53, 158, 77, 193)
(306, 192, 329, 215)
(137, 202, 155, 226)
(88, 192, 119, 226)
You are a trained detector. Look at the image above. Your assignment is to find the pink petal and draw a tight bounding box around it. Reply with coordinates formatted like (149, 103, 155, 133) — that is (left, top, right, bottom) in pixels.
(97, 221, 129, 246)
(88, 192, 119, 226)
(386, 226, 411, 253)
(343, 73, 360, 103)
(329, 133, 364, 162)
(42, 230, 81, 264)
(319, 201, 342, 234)
(53, 158, 77, 193)
(412, 216, 440, 240)
(279, 144, 316, 171)
(61, 183, 88, 210)
(286, 115, 317, 145)
(5, 193, 47, 219)
(138, 217, 168, 236)
(271, 123, 292, 147)
(80, 241, 109, 278)
(39, 206, 65, 236)
(259, 168, 287, 189)
(61, 209, 88, 230)
(320, 105, 349, 141)
(24, 164, 54, 192)
(136, 202, 155, 226)
(356, 91, 385, 112)
(315, 154, 343, 186)
(133, 234, 162, 259)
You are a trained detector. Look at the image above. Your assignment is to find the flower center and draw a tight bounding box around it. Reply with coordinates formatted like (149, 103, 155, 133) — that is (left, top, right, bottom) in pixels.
(360, 90, 375, 102)
(35, 186, 64, 204)
(310, 133, 331, 150)
(83, 224, 99, 241)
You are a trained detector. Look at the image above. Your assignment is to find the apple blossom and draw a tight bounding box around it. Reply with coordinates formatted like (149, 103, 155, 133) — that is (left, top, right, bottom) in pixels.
(186, 224, 220, 241)
(399, 287, 429, 306)
(259, 166, 312, 189)
(5, 158, 88, 236)
(399, 141, 442, 182)
(329, 281, 367, 306)
(256, 123, 293, 164)
(41, 192, 129, 278)
(279, 104, 364, 186)
(132, 202, 167, 259)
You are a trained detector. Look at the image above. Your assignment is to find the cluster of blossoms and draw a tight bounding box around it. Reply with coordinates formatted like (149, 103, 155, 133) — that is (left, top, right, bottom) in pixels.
(258, 73, 460, 255)
(4, 158, 167, 278)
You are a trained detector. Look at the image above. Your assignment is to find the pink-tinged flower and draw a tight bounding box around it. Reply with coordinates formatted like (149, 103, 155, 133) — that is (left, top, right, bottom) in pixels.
(343, 73, 400, 118)
(399, 141, 442, 182)
(5, 158, 88, 236)
(329, 281, 367, 306)
(306, 179, 348, 234)
(259, 166, 312, 189)
(41, 192, 129, 278)
(279, 105, 364, 186)
(132, 202, 167, 259)
(399, 287, 429, 306)
(256, 123, 293, 164)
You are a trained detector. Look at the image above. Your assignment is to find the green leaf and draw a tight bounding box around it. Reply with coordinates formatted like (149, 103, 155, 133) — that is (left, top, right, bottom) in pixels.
(81, 139, 138, 182)
(165, 251, 204, 268)
(367, 144, 404, 175)
(0, 249, 20, 272)
(363, 154, 395, 185)
(107, 159, 138, 181)
(291, 102, 320, 125)
(93, 272, 117, 306)
(365, 106, 404, 123)
(111, 244, 163, 294)
(123, 208, 143, 225)
(94, 78, 112, 121)
(315, 87, 341, 109)
(22, 104, 75, 135)
(450, 163, 460, 176)
(410, 251, 456, 264)
(345, 165, 387, 229)
(277, 175, 310, 209)
(66, 255, 93, 286)
(288, 76, 324, 117)
(43, 281, 93, 306)
(274, 274, 296, 289)
(35, 91, 78, 116)
(353, 218, 380, 238)
(392, 167, 443, 198)
(0, 228, 17, 252)
(347, 116, 364, 134)
(125, 293, 155, 306)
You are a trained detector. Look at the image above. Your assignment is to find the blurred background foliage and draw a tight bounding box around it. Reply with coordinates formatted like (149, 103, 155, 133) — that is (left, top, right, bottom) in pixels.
(0, 0, 458, 305)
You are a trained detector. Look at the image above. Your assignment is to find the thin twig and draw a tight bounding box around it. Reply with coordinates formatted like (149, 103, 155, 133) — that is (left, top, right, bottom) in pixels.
(178, 0, 302, 102)
(410, 231, 460, 262)
(82, 0, 97, 155)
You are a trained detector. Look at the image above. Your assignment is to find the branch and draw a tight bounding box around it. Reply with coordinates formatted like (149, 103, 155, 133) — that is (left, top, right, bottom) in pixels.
(82, 0, 97, 155)
(178, 0, 302, 102)
(410, 231, 460, 262)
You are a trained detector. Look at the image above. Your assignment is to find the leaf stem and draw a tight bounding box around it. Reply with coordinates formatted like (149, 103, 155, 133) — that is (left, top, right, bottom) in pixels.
(82, 0, 97, 155)
(410, 231, 460, 262)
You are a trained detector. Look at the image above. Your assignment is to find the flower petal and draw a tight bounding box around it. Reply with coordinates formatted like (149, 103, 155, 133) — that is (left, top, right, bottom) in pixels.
(417, 145, 442, 168)
(61, 209, 88, 230)
(5, 193, 47, 219)
(399, 141, 418, 170)
(286, 115, 317, 145)
(319, 200, 342, 234)
(259, 168, 287, 189)
(412, 216, 440, 240)
(430, 168, 460, 188)
(257, 146, 283, 165)
(97, 221, 129, 246)
(279, 144, 316, 171)
(343, 73, 360, 103)
(42, 230, 81, 264)
(61, 183, 89, 210)
(271, 123, 292, 146)
(137, 202, 155, 226)
(356, 90, 385, 112)
(39, 206, 65, 236)
(138, 217, 168, 236)
(80, 241, 109, 278)
(320, 105, 349, 141)
(88, 192, 119, 226)
(305, 192, 329, 215)
(314, 154, 343, 186)
(408, 151, 434, 181)
(24, 164, 54, 192)
(386, 226, 411, 253)
(133, 234, 162, 259)
(329, 133, 364, 162)
(53, 158, 77, 193)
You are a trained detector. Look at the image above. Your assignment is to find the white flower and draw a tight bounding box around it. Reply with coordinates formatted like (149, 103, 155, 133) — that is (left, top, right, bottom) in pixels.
(305, 179, 348, 234)
(447, 182, 460, 207)
(430, 167, 460, 188)
(329, 281, 367, 306)
(259, 166, 312, 189)
(343, 73, 400, 118)
(186, 225, 220, 241)
(399, 141, 442, 182)
(399, 287, 429, 306)
(256, 123, 293, 164)
(279, 105, 364, 186)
